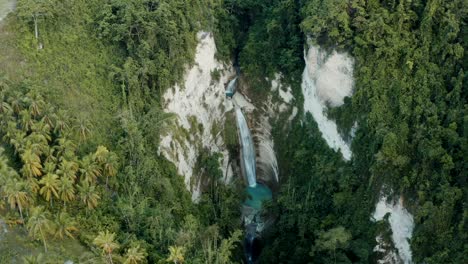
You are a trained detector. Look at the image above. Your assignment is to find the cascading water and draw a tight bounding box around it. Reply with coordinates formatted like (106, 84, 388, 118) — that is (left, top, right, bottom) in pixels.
(235, 107, 257, 188)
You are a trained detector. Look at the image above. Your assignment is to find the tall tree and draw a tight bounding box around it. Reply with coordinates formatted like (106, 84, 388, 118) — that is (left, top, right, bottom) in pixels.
(26, 206, 54, 252)
(93, 230, 120, 264)
(124, 245, 146, 264)
(77, 181, 100, 209)
(39, 173, 60, 205)
(79, 155, 102, 184)
(167, 246, 185, 264)
(57, 176, 75, 206)
(54, 212, 78, 239)
(4, 178, 32, 223)
(21, 148, 43, 177)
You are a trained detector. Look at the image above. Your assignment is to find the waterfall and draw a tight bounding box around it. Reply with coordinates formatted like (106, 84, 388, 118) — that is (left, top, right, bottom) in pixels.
(235, 107, 257, 187)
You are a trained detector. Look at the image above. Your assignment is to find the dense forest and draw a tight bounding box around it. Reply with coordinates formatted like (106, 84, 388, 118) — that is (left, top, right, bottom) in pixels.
(0, 0, 466, 263)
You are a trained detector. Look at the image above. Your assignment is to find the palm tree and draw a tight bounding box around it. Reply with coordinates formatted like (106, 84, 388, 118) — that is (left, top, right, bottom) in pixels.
(57, 159, 79, 181)
(43, 147, 57, 165)
(57, 176, 75, 206)
(8, 91, 24, 114)
(79, 155, 102, 184)
(6, 124, 26, 153)
(26, 206, 54, 252)
(93, 146, 118, 187)
(40, 105, 55, 128)
(4, 178, 32, 223)
(93, 146, 109, 164)
(54, 212, 78, 239)
(20, 109, 35, 132)
(22, 253, 45, 264)
(124, 245, 146, 264)
(75, 117, 92, 141)
(93, 230, 119, 264)
(167, 246, 185, 264)
(53, 110, 70, 134)
(39, 173, 60, 205)
(21, 148, 43, 177)
(24, 133, 49, 156)
(27, 176, 40, 195)
(30, 122, 52, 143)
(0, 100, 12, 125)
(77, 181, 100, 209)
(27, 92, 45, 118)
(103, 152, 118, 187)
(54, 137, 76, 161)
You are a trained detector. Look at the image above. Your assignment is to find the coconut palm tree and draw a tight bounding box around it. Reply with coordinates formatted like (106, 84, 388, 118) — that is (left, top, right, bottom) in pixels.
(75, 117, 92, 141)
(24, 133, 49, 157)
(93, 230, 119, 264)
(54, 137, 76, 161)
(27, 176, 40, 195)
(30, 122, 52, 143)
(93, 146, 109, 164)
(79, 155, 102, 184)
(22, 253, 45, 264)
(6, 123, 26, 153)
(57, 159, 79, 181)
(57, 176, 75, 206)
(4, 178, 32, 224)
(43, 148, 57, 165)
(167, 246, 185, 264)
(39, 173, 60, 205)
(77, 181, 100, 209)
(54, 110, 69, 134)
(103, 152, 118, 187)
(124, 245, 146, 264)
(0, 100, 12, 121)
(21, 148, 43, 177)
(20, 109, 35, 132)
(27, 92, 45, 118)
(27, 206, 54, 252)
(54, 212, 78, 239)
(40, 105, 55, 128)
(8, 91, 24, 114)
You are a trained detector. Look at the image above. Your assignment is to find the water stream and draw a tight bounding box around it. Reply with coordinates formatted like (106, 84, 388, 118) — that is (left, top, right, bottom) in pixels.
(235, 107, 257, 188)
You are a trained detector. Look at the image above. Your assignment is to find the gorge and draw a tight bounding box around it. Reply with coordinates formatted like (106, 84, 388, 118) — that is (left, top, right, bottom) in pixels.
(0, 1, 465, 263)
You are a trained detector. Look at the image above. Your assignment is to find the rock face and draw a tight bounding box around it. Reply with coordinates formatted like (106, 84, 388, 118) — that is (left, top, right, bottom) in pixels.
(159, 32, 234, 201)
(159, 32, 294, 200)
(373, 195, 414, 264)
(305, 46, 354, 107)
(0, 0, 16, 22)
(302, 43, 354, 161)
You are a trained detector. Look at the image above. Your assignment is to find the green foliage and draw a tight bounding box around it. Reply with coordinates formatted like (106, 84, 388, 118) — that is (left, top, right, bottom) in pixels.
(262, 114, 374, 263)
(300, 0, 467, 262)
(214, 0, 304, 94)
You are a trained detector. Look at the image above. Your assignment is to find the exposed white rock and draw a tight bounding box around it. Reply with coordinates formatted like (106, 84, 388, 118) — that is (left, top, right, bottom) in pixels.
(373, 195, 414, 264)
(305, 45, 354, 107)
(232, 92, 255, 112)
(302, 44, 353, 160)
(159, 32, 234, 201)
(279, 86, 294, 104)
(374, 235, 400, 264)
(0, 0, 15, 22)
(251, 73, 297, 184)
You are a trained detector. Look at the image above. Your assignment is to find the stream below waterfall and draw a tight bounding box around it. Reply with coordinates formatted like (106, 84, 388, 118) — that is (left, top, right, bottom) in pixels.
(234, 101, 273, 263)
